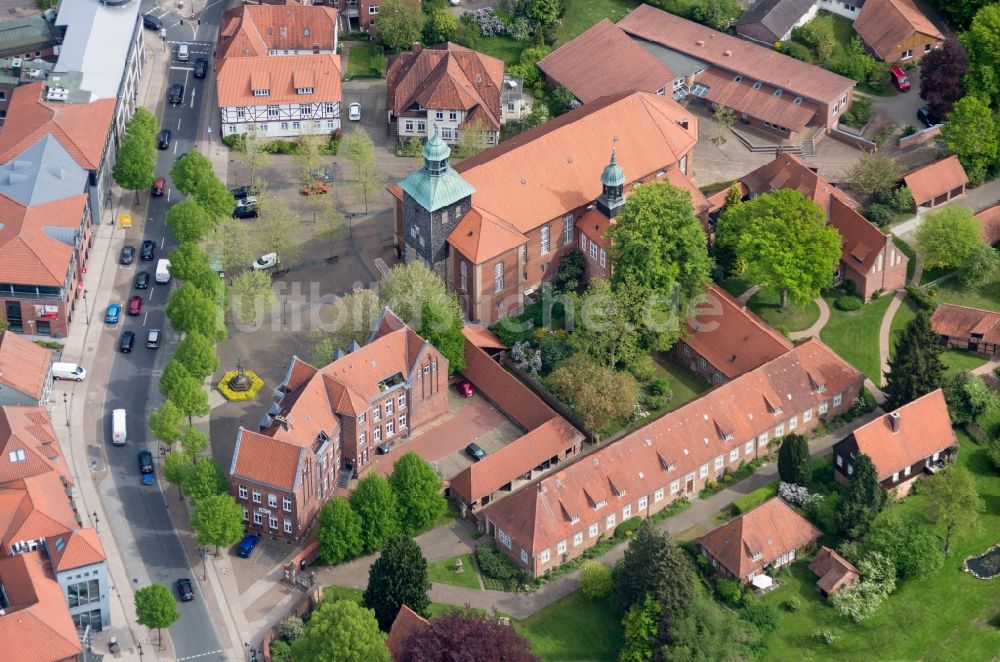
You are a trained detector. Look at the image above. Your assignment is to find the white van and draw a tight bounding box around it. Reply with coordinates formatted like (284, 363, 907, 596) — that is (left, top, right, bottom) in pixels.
(155, 259, 171, 284)
(52, 362, 86, 381)
(112, 409, 127, 445)
(177, 44, 190, 62)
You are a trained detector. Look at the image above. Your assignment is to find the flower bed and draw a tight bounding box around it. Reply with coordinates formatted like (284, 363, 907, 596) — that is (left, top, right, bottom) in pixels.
(216, 370, 265, 401)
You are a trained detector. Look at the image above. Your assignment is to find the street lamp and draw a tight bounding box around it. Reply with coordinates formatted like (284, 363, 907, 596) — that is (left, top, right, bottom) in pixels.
(63, 393, 69, 427)
(82, 289, 89, 322)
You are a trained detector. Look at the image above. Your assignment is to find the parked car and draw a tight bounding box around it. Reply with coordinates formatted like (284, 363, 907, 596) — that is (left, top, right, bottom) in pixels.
(193, 58, 208, 79)
(889, 65, 910, 92)
(917, 106, 940, 128)
(236, 533, 261, 558)
(105, 304, 122, 324)
(465, 442, 487, 462)
(119, 330, 135, 353)
(251, 252, 279, 271)
(348, 102, 361, 121)
(232, 205, 258, 219)
(230, 185, 259, 199)
(151, 177, 165, 197)
(176, 578, 194, 602)
(140, 239, 156, 261)
(142, 13, 163, 30)
(454, 379, 474, 398)
(138, 450, 154, 485)
(146, 328, 161, 349)
(169, 83, 184, 105)
(158, 129, 171, 150)
(377, 442, 392, 455)
(119, 246, 135, 265)
(135, 271, 150, 289)
(308, 168, 332, 183)
(127, 295, 143, 316)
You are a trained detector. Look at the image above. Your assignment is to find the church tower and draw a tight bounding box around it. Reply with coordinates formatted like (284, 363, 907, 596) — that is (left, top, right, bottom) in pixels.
(596, 149, 625, 218)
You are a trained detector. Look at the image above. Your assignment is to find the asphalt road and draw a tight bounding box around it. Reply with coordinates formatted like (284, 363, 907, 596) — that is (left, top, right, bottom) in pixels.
(96, 2, 228, 658)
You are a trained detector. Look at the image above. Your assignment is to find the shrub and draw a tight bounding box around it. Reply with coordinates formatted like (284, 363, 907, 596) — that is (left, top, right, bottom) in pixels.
(626, 355, 658, 383)
(269, 639, 292, 662)
(696, 553, 711, 573)
(216, 370, 265, 401)
(461, 7, 504, 36)
(835, 295, 863, 311)
(812, 630, 837, 646)
(783, 596, 801, 612)
(841, 96, 873, 128)
(222, 133, 246, 151)
(890, 186, 914, 213)
(538, 333, 572, 373)
(578, 561, 614, 599)
(398, 136, 424, 157)
(986, 437, 1000, 472)
(615, 516, 642, 539)
(732, 483, 778, 514)
(279, 616, 304, 642)
(900, 125, 917, 139)
(863, 203, 895, 227)
(716, 577, 743, 605)
(780, 41, 813, 62)
(906, 285, 937, 311)
(475, 544, 528, 590)
(791, 25, 819, 48)
(649, 377, 670, 396)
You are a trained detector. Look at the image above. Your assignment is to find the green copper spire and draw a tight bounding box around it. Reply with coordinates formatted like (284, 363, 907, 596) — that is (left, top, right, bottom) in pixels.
(423, 125, 451, 175)
(600, 148, 625, 187)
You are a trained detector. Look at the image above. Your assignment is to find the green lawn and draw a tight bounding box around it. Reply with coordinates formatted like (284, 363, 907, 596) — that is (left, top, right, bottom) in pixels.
(323, 585, 483, 619)
(556, 0, 638, 44)
(651, 355, 712, 412)
(514, 591, 624, 661)
(933, 275, 1000, 312)
(940, 349, 988, 376)
(747, 289, 821, 333)
(891, 236, 916, 285)
(887, 295, 917, 360)
(427, 553, 481, 590)
(762, 433, 1000, 661)
(345, 43, 382, 78)
(719, 275, 756, 299)
(820, 293, 895, 383)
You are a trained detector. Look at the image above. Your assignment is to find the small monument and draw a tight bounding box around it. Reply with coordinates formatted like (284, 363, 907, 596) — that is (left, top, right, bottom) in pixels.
(455, 558, 464, 574)
(228, 356, 253, 392)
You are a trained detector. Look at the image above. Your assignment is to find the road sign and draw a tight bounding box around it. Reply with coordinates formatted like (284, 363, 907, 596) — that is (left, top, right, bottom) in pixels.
(119, 214, 132, 228)
(207, 124, 212, 134)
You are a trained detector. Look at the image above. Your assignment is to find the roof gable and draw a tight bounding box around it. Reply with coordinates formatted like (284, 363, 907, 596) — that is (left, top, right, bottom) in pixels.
(904, 155, 968, 204)
(0, 335, 51, 401)
(854, 0, 943, 60)
(216, 54, 341, 107)
(735, 0, 818, 44)
(217, 5, 340, 60)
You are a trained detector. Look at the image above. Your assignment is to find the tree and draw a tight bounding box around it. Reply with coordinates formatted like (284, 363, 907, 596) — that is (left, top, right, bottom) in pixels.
(349, 473, 400, 552)
(830, 552, 896, 623)
(665, 593, 765, 661)
(292, 599, 390, 662)
(961, 4, 1000, 107)
(958, 243, 1000, 287)
(170, 151, 233, 221)
(620, 595, 661, 662)
(159, 358, 192, 399)
(230, 269, 275, 325)
(160, 362, 210, 425)
(555, 250, 586, 292)
(182, 458, 229, 504)
(866, 511, 944, 578)
(919, 38, 969, 119)
(208, 216, 259, 277)
(163, 451, 193, 500)
(113, 109, 157, 203)
(526, 0, 560, 26)
(924, 466, 985, 554)
(167, 200, 214, 244)
(454, 118, 491, 159)
(579, 561, 614, 600)
(941, 96, 998, 181)
(315, 193, 346, 258)
(944, 370, 1000, 426)
(423, 8, 457, 44)
(716, 188, 841, 310)
(292, 127, 328, 186)
(615, 521, 695, 626)
(363, 534, 430, 631)
(884, 310, 946, 410)
(846, 151, 902, 198)
(712, 103, 735, 144)
(191, 493, 245, 553)
(837, 454, 886, 539)
(389, 452, 446, 534)
(568, 279, 644, 369)
(607, 183, 712, 326)
(373, 0, 424, 51)
(317, 497, 364, 564)
(179, 425, 209, 459)
(417, 296, 467, 373)
(722, 183, 742, 211)
(342, 127, 386, 213)
(256, 195, 303, 266)
(174, 331, 220, 380)
(149, 400, 185, 446)
(935, 0, 992, 26)
(548, 354, 637, 431)
(166, 283, 225, 342)
(834, 37, 876, 82)
(134, 583, 180, 646)
(310, 287, 382, 364)
(241, 123, 273, 187)
(777, 433, 811, 486)
(401, 610, 538, 662)
(168, 242, 213, 286)
(279, 616, 305, 643)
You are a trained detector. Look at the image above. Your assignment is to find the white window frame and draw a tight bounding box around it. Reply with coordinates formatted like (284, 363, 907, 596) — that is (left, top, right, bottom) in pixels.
(789, 416, 798, 430)
(775, 423, 785, 437)
(282, 498, 292, 512)
(599, 249, 606, 267)
(729, 448, 739, 463)
(573, 532, 583, 546)
(654, 488, 665, 502)
(399, 393, 406, 409)
(606, 514, 616, 530)
(714, 456, 724, 470)
(238, 485, 248, 499)
(399, 413, 407, 429)
(670, 479, 680, 494)
(540, 548, 550, 563)
(284, 519, 293, 534)
(520, 549, 529, 563)
(819, 401, 829, 414)
(269, 515, 278, 529)
(803, 408, 812, 422)
(833, 393, 843, 407)
(252, 490, 261, 504)
(589, 241, 598, 260)
(494, 262, 504, 293)
(588, 523, 599, 538)
(745, 440, 754, 455)
(557, 540, 567, 555)
(385, 400, 394, 415)
(460, 261, 468, 291)
(540, 226, 550, 254)
(623, 504, 632, 518)
(699, 464, 709, 479)
(253, 511, 263, 525)
(638, 496, 648, 510)
(579, 233, 587, 251)
(563, 215, 573, 245)
(386, 420, 395, 437)
(268, 494, 278, 508)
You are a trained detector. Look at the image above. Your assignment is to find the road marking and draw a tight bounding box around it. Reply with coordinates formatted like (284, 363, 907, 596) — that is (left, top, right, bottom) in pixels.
(173, 142, 178, 155)
(189, 87, 197, 109)
(148, 287, 155, 303)
(169, 66, 194, 72)
(167, 188, 172, 202)
(160, 236, 166, 250)
(177, 117, 182, 130)
(143, 312, 148, 327)
(176, 651, 224, 661)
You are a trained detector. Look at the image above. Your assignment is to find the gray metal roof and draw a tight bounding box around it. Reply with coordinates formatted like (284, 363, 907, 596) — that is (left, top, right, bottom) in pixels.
(0, 15, 58, 53)
(53, 0, 139, 101)
(0, 134, 88, 206)
(631, 37, 708, 79)
(735, 0, 818, 44)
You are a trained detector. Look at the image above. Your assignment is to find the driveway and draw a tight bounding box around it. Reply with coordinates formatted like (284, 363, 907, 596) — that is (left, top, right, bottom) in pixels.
(865, 74, 924, 131)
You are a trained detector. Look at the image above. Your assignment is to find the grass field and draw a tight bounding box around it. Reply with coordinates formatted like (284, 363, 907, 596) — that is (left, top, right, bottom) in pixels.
(323, 585, 482, 619)
(747, 288, 821, 333)
(344, 43, 383, 79)
(762, 433, 1000, 661)
(651, 356, 711, 412)
(719, 275, 756, 299)
(940, 349, 988, 376)
(887, 295, 917, 360)
(933, 275, 1000, 312)
(556, 0, 638, 44)
(514, 591, 624, 661)
(427, 554, 480, 590)
(820, 293, 895, 382)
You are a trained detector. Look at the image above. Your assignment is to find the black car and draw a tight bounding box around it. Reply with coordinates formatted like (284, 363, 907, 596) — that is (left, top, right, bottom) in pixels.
(169, 83, 184, 105)
(158, 129, 171, 150)
(134, 271, 150, 289)
(119, 245, 136, 265)
(176, 578, 194, 602)
(142, 13, 163, 31)
(140, 240, 156, 261)
(376, 442, 392, 455)
(917, 106, 940, 128)
(465, 443, 487, 462)
(232, 204, 259, 219)
(230, 185, 260, 199)
(119, 331, 135, 353)
(193, 58, 209, 79)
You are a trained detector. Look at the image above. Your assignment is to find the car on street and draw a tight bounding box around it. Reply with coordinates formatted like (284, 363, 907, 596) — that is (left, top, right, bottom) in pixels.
(140, 239, 156, 261)
(454, 378, 474, 398)
(917, 106, 940, 128)
(236, 533, 261, 558)
(251, 252, 279, 270)
(465, 442, 487, 462)
(176, 578, 194, 602)
(152, 177, 165, 197)
(119, 330, 135, 353)
(348, 102, 361, 121)
(127, 295, 143, 316)
(119, 245, 135, 265)
(134, 271, 150, 289)
(889, 65, 911, 92)
(158, 129, 171, 149)
(193, 58, 208, 79)
(146, 328, 161, 349)
(105, 304, 121, 324)
(138, 450, 155, 485)
(142, 13, 163, 30)
(230, 185, 259, 199)
(169, 83, 184, 105)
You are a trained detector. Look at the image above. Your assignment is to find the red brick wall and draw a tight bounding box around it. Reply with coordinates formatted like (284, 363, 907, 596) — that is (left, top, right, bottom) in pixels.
(462, 340, 555, 430)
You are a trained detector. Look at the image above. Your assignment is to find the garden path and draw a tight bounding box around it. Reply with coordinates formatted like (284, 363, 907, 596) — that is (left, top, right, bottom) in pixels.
(789, 297, 831, 341)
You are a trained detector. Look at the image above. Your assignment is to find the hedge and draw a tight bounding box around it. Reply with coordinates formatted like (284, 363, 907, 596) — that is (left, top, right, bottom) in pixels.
(835, 295, 863, 311)
(731, 482, 778, 515)
(615, 516, 642, 539)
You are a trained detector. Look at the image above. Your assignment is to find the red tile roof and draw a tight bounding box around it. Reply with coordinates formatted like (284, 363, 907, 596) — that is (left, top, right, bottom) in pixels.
(460, 334, 554, 430)
(931, 303, 1000, 350)
(699, 497, 821, 578)
(48, 526, 105, 572)
(448, 207, 526, 263)
(0, 82, 115, 170)
(0, 473, 78, 550)
(682, 284, 793, 379)
(386, 604, 429, 660)
(854, 0, 944, 61)
(538, 19, 676, 104)
(618, 4, 854, 106)
(216, 54, 341, 107)
(829, 195, 894, 274)
(0, 332, 51, 401)
(387, 43, 504, 130)
(217, 5, 339, 60)
(975, 202, 1000, 246)
(904, 155, 968, 205)
(0, 552, 82, 662)
(0, 193, 88, 287)
(0, 406, 67, 485)
(696, 67, 819, 133)
(231, 428, 304, 491)
(459, 325, 506, 351)
(843, 388, 955, 480)
(809, 545, 859, 595)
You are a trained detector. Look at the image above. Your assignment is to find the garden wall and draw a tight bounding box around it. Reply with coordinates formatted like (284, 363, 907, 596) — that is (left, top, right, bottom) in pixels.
(898, 125, 941, 151)
(829, 127, 876, 152)
(261, 584, 323, 662)
(462, 339, 556, 431)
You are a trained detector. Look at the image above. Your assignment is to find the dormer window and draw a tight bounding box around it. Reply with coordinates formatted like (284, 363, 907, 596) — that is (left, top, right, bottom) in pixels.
(752, 81, 762, 90)
(303, 28, 310, 37)
(751, 551, 763, 561)
(793, 96, 803, 104)
(7, 449, 25, 462)
(773, 89, 783, 97)
(733, 75, 742, 82)
(594, 500, 607, 510)
(296, 87, 314, 95)
(253, 89, 270, 97)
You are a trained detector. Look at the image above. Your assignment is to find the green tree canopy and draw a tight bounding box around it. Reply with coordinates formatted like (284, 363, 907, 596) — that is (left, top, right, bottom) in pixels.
(958, 243, 1000, 287)
(182, 458, 229, 504)
(167, 200, 214, 244)
(191, 494, 247, 553)
(159, 358, 192, 398)
(166, 370, 210, 425)
(716, 188, 841, 309)
(838, 453, 887, 539)
(166, 283, 226, 341)
(207, 216, 259, 276)
(665, 592, 766, 661)
(423, 8, 457, 44)
(389, 452, 446, 534)
(292, 599, 390, 662)
(230, 269, 274, 326)
(777, 433, 811, 486)
(526, 0, 561, 26)
(317, 497, 364, 565)
(363, 534, 431, 631)
(134, 583, 180, 646)
(372, 0, 424, 52)
(846, 151, 902, 197)
(578, 561, 614, 600)
(349, 473, 400, 552)
(614, 521, 695, 631)
(179, 426, 209, 460)
(170, 151, 233, 220)
(174, 331, 220, 380)
(866, 511, 944, 578)
(547, 354, 637, 432)
(256, 195, 303, 266)
(149, 400, 185, 446)
(620, 595, 661, 662)
(113, 108, 157, 202)
(944, 370, 1000, 426)
(311, 287, 382, 364)
(163, 451, 193, 500)
(884, 309, 946, 410)
(568, 278, 643, 369)
(961, 4, 1000, 106)
(916, 206, 987, 271)
(923, 466, 985, 554)
(940, 95, 998, 181)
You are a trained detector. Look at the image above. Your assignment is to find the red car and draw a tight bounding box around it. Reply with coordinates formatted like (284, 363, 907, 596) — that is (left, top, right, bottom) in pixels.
(890, 65, 910, 92)
(127, 295, 143, 316)
(454, 379, 474, 398)
(152, 177, 165, 196)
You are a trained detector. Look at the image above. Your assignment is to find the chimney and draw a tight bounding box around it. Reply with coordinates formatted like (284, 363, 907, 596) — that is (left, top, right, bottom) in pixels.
(888, 411, 900, 433)
(411, 42, 422, 54)
(724, 49, 732, 56)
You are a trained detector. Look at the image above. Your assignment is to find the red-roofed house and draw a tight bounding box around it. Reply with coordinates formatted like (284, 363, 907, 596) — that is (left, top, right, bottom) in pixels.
(809, 545, 859, 597)
(216, 5, 339, 61)
(930, 303, 1000, 359)
(482, 338, 862, 575)
(386, 604, 429, 660)
(0, 552, 82, 662)
(832, 389, 956, 495)
(854, 0, 944, 63)
(698, 497, 821, 583)
(975, 202, 1000, 247)
(904, 155, 967, 208)
(386, 43, 505, 146)
(0, 331, 53, 408)
(229, 308, 448, 541)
